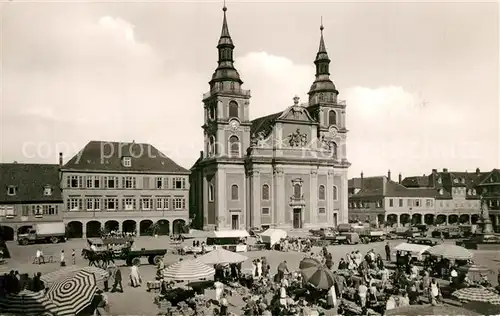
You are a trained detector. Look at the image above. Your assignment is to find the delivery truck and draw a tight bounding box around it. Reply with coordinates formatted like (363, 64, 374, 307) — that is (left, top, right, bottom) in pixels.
(17, 222, 67, 245)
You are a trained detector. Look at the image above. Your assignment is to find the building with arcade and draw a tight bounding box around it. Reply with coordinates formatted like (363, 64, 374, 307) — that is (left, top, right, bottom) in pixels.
(61, 141, 190, 238)
(190, 6, 350, 231)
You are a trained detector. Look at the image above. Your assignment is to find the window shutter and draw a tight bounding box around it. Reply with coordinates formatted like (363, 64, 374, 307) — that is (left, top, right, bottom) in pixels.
(66, 176, 71, 188)
(133, 177, 136, 188)
(66, 199, 70, 210)
(78, 176, 83, 188)
(164, 177, 169, 189)
(115, 177, 120, 188)
(122, 177, 126, 188)
(103, 177, 108, 188)
(182, 178, 186, 189)
(78, 198, 83, 210)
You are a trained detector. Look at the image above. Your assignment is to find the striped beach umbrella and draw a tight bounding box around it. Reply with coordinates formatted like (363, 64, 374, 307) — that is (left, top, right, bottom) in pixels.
(163, 259, 215, 281)
(301, 265, 335, 290)
(47, 270, 97, 315)
(40, 265, 109, 288)
(386, 304, 480, 316)
(452, 287, 500, 304)
(0, 289, 57, 315)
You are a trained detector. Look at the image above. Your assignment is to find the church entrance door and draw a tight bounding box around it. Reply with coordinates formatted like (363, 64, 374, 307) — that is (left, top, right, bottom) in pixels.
(293, 209, 302, 229)
(231, 215, 239, 230)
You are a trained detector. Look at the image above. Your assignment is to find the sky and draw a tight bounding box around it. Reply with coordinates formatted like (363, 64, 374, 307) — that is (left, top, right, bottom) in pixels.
(0, 0, 498, 178)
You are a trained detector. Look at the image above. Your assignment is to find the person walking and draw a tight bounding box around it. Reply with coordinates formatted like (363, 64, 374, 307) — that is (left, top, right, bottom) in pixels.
(72, 249, 76, 265)
(112, 265, 123, 293)
(60, 250, 66, 267)
(385, 242, 391, 262)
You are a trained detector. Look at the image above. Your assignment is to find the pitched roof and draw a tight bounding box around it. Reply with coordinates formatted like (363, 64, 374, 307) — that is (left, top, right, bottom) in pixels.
(348, 177, 362, 189)
(0, 164, 63, 203)
(250, 111, 283, 137)
(63, 141, 189, 174)
(401, 176, 429, 188)
(350, 176, 437, 199)
(476, 169, 500, 186)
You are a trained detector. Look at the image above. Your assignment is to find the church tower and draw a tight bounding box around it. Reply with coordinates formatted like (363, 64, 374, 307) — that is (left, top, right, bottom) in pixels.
(202, 5, 251, 159)
(307, 22, 347, 162)
(198, 5, 251, 231)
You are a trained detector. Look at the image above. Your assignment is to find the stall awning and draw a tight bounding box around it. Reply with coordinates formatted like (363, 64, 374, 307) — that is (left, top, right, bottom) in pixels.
(394, 242, 431, 255)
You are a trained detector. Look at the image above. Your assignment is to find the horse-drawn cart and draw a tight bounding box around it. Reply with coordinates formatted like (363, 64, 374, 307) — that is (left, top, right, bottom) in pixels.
(83, 237, 167, 267)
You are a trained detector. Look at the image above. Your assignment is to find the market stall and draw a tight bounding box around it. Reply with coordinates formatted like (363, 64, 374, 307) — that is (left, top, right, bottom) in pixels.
(259, 229, 287, 248)
(393, 242, 431, 261)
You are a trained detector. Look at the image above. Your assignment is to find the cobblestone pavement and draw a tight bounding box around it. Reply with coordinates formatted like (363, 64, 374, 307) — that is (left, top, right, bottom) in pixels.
(3, 237, 500, 315)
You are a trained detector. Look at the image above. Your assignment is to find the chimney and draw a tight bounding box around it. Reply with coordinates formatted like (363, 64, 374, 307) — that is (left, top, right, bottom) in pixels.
(360, 171, 364, 188)
(387, 170, 391, 181)
(200, 151, 203, 158)
(432, 169, 437, 174)
(476, 168, 480, 175)
(398, 173, 402, 184)
(59, 152, 63, 167)
(443, 168, 448, 173)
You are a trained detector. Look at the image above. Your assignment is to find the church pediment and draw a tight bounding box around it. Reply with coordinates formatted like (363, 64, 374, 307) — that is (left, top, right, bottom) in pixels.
(278, 105, 315, 123)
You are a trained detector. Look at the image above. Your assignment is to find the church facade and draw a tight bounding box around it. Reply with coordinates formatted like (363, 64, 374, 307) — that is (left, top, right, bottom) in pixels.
(190, 7, 350, 231)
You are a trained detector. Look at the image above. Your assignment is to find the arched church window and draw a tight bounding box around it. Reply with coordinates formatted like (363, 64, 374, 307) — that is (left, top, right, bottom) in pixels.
(328, 110, 337, 126)
(230, 82, 235, 91)
(318, 185, 326, 200)
(209, 184, 214, 202)
(262, 184, 270, 200)
(228, 135, 240, 157)
(229, 101, 239, 119)
(333, 186, 338, 201)
(293, 183, 302, 199)
(231, 184, 239, 200)
(209, 136, 215, 155)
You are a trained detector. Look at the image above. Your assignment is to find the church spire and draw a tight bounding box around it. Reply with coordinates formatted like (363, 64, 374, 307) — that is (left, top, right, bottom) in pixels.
(209, 3, 243, 90)
(308, 20, 338, 104)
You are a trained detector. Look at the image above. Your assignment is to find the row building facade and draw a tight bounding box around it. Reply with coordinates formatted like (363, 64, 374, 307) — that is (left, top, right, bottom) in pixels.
(0, 163, 64, 241)
(61, 141, 190, 238)
(190, 6, 350, 231)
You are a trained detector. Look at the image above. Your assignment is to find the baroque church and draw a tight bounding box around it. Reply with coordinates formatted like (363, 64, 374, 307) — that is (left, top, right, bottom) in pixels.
(190, 6, 350, 231)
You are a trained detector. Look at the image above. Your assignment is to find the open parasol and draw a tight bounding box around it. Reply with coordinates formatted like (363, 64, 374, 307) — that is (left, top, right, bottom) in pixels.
(163, 259, 215, 281)
(46, 270, 98, 315)
(40, 265, 109, 288)
(0, 289, 57, 315)
(299, 257, 321, 270)
(197, 248, 248, 265)
(452, 287, 500, 304)
(301, 265, 335, 290)
(457, 264, 491, 274)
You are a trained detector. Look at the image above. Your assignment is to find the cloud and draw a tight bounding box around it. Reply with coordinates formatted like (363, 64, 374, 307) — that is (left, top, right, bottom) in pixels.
(1, 10, 497, 177)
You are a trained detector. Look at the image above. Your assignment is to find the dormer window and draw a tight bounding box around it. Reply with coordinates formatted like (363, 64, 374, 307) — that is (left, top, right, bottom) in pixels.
(453, 178, 458, 184)
(472, 189, 477, 195)
(468, 189, 472, 195)
(461, 178, 466, 184)
(43, 186, 52, 196)
(437, 177, 442, 184)
(7, 186, 16, 196)
(439, 189, 444, 195)
(122, 157, 132, 167)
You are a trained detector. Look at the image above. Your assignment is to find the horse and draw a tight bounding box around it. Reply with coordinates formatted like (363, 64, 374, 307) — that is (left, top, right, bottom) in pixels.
(81, 249, 100, 267)
(81, 249, 115, 268)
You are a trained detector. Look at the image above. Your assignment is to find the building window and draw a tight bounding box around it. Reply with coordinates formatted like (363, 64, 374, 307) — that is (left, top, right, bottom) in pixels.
(415, 199, 421, 207)
(32, 205, 43, 217)
(426, 199, 433, 207)
(104, 177, 117, 189)
(68, 198, 82, 211)
(231, 184, 239, 200)
(328, 110, 337, 126)
(143, 177, 150, 189)
(209, 184, 215, 202)
(453, 178, 459, 184)
(122, 157, 132, 167)
(318, 185, 326, 200)
(123, 198, 135, 211)
(407, 199, 413, 207)
(472, 189, 477, 195)
(156, 197, 168, 210)
(229, 135, 240, 157)
(86, 177, 93, 188)
(228, 101, 239, 118)
(437, 177, 442, 184)
(6, 186, 16, 196)
(262, 207, 270, 215)
(439, 189, 444, 195)
(293, 183, 302, 199)
(68, 175, 82, 188)
(86, 198, 94, 210)
(331, 142, 338, 158)
(85, 176, 100, 188)
(140, 198, 152, 210)
(319, 207, 326, 214)
(209, 136, 216, 155)
(376, 201, 382, 208)
(262, 184, 270, 200)
(174, 177, 185, 189)
(105, 198, 117, 210)
(389, 199, 394, 207)
(155, 177, 163, 189)
(174, 197, 185, 210)
(399, 199, 403, 207)
(123, 176, 136, 189)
